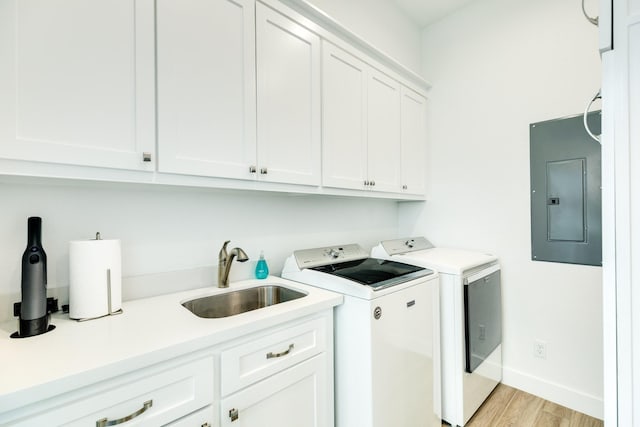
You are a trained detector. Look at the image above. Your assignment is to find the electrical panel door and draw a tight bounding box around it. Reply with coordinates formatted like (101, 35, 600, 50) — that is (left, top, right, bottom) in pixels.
(530, 112, 602, 266)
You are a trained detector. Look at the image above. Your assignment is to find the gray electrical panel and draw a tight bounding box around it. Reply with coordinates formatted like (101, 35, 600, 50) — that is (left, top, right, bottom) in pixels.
(530, 112, 601, 266)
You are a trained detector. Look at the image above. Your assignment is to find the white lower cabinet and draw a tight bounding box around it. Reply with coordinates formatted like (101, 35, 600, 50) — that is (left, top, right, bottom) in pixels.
(221, 354, 328, 427)
(2, 312, 333, 427)
(219, 314, 331, 427)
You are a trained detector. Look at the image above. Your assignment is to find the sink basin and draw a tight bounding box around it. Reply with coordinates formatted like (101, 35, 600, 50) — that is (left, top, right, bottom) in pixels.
(182, 285, 307, 318)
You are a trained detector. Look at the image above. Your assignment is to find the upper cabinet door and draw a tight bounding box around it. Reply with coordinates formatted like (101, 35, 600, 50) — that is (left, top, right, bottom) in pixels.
(0, 0, 155, 171)
(156, 0, 257, 180)
(400, 86, 427, 196)
(367, 69, 401, 193)
(255, 2, 321, 186)
(321, 42, 368, 190)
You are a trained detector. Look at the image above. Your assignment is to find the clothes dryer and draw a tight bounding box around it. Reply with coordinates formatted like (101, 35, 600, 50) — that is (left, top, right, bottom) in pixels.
(372, 237, 501, 427)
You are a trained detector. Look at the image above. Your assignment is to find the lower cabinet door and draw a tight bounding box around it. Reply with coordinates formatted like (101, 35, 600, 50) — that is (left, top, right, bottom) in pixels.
(221, 354, 328, 427)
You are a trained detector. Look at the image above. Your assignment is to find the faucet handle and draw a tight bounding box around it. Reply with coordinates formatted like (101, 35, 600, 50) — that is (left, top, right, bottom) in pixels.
(219, 240, 230, 260)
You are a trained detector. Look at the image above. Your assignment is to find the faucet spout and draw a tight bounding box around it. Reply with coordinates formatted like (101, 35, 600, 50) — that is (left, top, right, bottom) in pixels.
(218, 240, 249, 288)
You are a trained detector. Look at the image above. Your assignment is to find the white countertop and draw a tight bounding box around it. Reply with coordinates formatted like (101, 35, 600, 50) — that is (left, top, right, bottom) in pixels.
(0, 277, 342, 414)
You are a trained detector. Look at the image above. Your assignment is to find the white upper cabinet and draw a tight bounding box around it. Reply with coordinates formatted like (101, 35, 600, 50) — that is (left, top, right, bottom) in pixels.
(0, 0, 155, 171)
(321, 42, 368, 190)
(400, 86, 427, 195)
(255, 2, 321, 186)
(0, 0, 429, 198)
(322, 41, 404, 193)
(156, 0, 257, 180)
(367, 70, 401, 192)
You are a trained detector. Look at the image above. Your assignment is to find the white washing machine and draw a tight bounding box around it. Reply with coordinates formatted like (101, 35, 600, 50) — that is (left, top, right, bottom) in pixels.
(372, 237, 501, 427)
(281, 243, 441, 427)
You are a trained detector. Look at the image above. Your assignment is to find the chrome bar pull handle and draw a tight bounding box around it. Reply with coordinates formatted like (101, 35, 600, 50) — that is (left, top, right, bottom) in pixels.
(96, 400, 153, 427)
(266, 343, 294, 359)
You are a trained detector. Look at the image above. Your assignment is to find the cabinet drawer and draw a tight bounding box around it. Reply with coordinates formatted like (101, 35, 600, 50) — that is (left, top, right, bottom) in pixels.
(164, 405, 214, 427)
(12, 356, 214, 427)
(221, 317, 327, 396)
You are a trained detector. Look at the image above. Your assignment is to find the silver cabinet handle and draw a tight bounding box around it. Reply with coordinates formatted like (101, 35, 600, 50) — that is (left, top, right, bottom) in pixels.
(260, 167, 268, 174)
(364, 180, 370, 186)
(402, 184, 408, 190)
(96, 400, 153, 427)
(142, 152, 152, 162)
(370, 180, 376, 186)
(229, 408, 239, 422)
(266, 343, 294, 359)
(249, 165, 257, 173)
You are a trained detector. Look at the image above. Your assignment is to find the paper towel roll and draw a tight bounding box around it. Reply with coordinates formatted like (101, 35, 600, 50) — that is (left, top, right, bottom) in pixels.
(69, 237, 122, 320)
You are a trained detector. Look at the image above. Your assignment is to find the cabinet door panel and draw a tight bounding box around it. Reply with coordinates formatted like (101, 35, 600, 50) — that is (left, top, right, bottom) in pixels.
(401, 86, 427, 195)
(321, 42, 368, 190)
(0, 0, 155, 171)
(221, 354, 328, 427)
(367, 70, 401, 192)
(256, 3, 321, 186)
(157, 0, 256, 179)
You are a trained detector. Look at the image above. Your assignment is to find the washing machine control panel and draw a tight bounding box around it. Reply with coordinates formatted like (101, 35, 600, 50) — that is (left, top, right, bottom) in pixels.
(381, 237, 434, 255)
(293, 244, 368, 269)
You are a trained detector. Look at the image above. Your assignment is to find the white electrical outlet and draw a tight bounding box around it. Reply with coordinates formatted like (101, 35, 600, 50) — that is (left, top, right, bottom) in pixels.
(534, 340, 547, 359)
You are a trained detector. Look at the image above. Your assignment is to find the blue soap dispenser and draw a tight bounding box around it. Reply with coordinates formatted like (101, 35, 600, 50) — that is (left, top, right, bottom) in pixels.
(255, 251, 269, 279)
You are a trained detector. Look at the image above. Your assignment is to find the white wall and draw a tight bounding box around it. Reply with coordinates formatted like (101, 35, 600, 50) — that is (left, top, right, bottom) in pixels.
(399, 0, 603, 418)
(0, 178, 398, 323)
(306, 0, 422, 74)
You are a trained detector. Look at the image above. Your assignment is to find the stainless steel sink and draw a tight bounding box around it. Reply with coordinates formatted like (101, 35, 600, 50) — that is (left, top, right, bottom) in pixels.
(182, 285, 307, 318)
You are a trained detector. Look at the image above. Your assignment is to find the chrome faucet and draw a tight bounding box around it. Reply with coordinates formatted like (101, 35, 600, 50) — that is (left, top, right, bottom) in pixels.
(218, 240, 249, 288)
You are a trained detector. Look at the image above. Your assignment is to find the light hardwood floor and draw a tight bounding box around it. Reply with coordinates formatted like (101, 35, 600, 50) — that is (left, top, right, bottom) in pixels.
(443, 384, 603, 427)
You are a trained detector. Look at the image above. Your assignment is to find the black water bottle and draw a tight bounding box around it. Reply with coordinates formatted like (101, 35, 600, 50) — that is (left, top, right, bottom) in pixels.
(19, 216, 48, 337)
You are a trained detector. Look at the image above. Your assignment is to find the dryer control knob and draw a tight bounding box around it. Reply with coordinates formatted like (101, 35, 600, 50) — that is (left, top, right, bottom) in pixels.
(328, 249, 341, 259)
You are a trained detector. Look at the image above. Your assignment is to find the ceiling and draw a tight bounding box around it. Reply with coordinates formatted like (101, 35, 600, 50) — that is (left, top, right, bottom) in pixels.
(391, 0, 478, 27)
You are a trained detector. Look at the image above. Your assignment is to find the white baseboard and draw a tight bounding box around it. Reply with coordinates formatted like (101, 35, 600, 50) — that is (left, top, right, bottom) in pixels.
(502, 366, 603, 420)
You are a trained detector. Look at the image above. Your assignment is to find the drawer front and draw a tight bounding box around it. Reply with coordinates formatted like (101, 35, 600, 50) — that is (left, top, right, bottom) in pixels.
(13, 356, 214, 427)
(164, 405, 214, 427)
(221, 317, 327, 396)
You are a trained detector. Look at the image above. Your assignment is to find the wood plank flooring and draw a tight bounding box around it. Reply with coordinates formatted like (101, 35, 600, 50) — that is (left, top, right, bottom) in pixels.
(443, 384, 603, 427)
